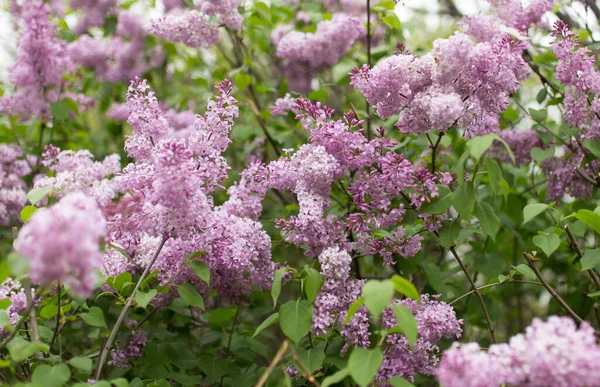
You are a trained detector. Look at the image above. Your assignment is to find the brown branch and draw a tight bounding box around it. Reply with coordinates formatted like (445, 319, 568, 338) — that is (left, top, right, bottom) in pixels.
(255, 340, 290, 387)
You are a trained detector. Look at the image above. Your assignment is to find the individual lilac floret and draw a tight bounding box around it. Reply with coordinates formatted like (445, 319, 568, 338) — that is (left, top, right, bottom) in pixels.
(14, 193, 106, 298)
(437, 316, 600, 387)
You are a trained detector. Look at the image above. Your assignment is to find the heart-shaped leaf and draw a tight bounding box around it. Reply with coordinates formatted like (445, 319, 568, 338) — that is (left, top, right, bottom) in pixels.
(533, 233, 561, 257)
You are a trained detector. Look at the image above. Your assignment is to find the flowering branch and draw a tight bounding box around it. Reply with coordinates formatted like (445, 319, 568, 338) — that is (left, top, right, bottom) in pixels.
(94, 235, 169, 380)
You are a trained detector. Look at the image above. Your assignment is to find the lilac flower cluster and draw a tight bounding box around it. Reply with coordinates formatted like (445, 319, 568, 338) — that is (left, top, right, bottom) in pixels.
(351, 33, 531, 137)
(437, 316, 600, 387)
(0, 279, 30, 335)
(69, 0, 117, 35)
(150, 0, 242, 48)
(34, 146, 121, 207)
(274, 14, 365, 93)
(69, 11, 164, 84)
(378, 295, 463, 382)
(14, 193, 106, 298)
(0, 144, 30, 226)
(1, 0, 75, 120)
(103, 79, 277, 301)
(108, 330, 148, 368)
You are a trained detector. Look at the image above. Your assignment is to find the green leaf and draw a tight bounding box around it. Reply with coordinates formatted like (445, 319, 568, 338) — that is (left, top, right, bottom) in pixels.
(581, 249, 600, 271)
(40, 303, 59, 319)
(587, 290, 600, 298)
(438, 219, 460, 249)
(474, 202, 501, 241)
(390, 275, 420, 301)
(467, 134, 495, 163)
(308, 89, 328, 101)
(7, 252, 29, 279)
(512, 264, 537, 280)
(348, 348, 383, 387)
(393, 305, 418, 349)
(27, 186, 52, 205)
(533, 233, 561, 257)
(7, 337, 49, 362)
(271, 267, 286, 308)
(0, 310, 8, 327)
(453, 182, 475, 219)
(68, 357, 92, 373)
(233, 73, 252, 91)
(135, 289, 157, 309)
(382, 13, 402, 29)
(420, 185, 453, 214)
(50, 101, 69, 121)
(32, 364, 71, 387)
(252, 312, 279, 337)
(189, 261, 210, 284)
(583, 139, 600, 158)
(344, 297, 364, 324)
(304, 267, 323, 304)
(178, 283, 205, 309)
(80, 307, 107, 328)
(530, 147, 554, 163)
(575, 210, 600, 234)
(322, 368, 350, 387)
(20, 205, 38, 222)
(362, 280, 394, 319)
(522, 203, 550, 225)
(502, 106, 519, 121)
(529, 108, 548, 121)
(279, 299, 313, 343)
(198, 355, 229, 382)
(485, 157, 503, 195)
(536, 88, 548, 104)
(295, 345, 326, 374)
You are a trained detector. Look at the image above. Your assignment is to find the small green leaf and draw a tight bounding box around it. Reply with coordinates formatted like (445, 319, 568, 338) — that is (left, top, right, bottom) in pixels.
(252, 312, 279, 337)
(135, 289, 157, 309)
(7, 337, 49, 362)
(20, 205, 38, 222)
(295, 345, 326, 374)
(7, 252, 29, 279)
(362, 280, 394, 319)
(189, 261, 210, 284)
(533, 233, 561, 257)
(80, 307, 107, 328)
(304, 267, 323, 304)
(322, 368, 350, 387)
(420, 185, 453, 214)
(467, 134, 495, 163)
(453, 182, 475, 219)
(0, 310, 8, 327)
(587, 290, 600, 298)
(50, 101, 69, 121)
(344, 297, 364, 324)
(68, 357, 92, 373)
(529, 108, 547, 121)
(485, 157, 503, 195)
(308, 89, 328, 101)
(438, 219, 461, 249)
(393, 305, 418, 349)
(40, 304, 59, 319)
(536, 88, 548, 104)
(474, 202, 501, 241)
(523, 203, 550, 225)
(530, 147, 554, 163)
(233, 73, 252, 91)
(271, 267, 286, 308)
(32, 364, 71, 387)
(390, 275, 420, 301)
(575, 210, 600, 234)
(178, 283, 205, 309)
(348, 348, 383, 387)
(583, 139, 600, 158)
(279, 299, 313, 343)
(27, 186, 52, 205)
(512, 264, 537, 280)
(382, 13, 402, 29)
(581, 249, 600, 271)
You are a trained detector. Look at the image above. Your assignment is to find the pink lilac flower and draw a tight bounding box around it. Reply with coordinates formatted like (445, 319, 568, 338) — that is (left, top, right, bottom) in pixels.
(271, 94, 299, 116)
(0, 144, 30, 226)
(108, 330, 148, 368)
(0, 279, 31, 336)
(116, 11, 147, 40)
(34, 146, 121, 207)
(542, 148, 595, 202)
(351, 33, 530, 137)
(1, 0, 75, 120)
(69, 0, 117, 35)
(437, 316, 600, 387)
(491, 129, 545, 165)
(14, 193, 106, 298)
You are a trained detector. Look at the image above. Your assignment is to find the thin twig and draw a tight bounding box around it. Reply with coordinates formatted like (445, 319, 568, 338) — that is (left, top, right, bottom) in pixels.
(565, 225, 600, 289)
(523, 252, 584, 324)
(49, 283, 62, 352)
(255, 340, 290, 387)
(12, 227, 40, 345)
(365, 0, 372, 140)
(450, 280, 543, 305)
(94, 236, 168, 380)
